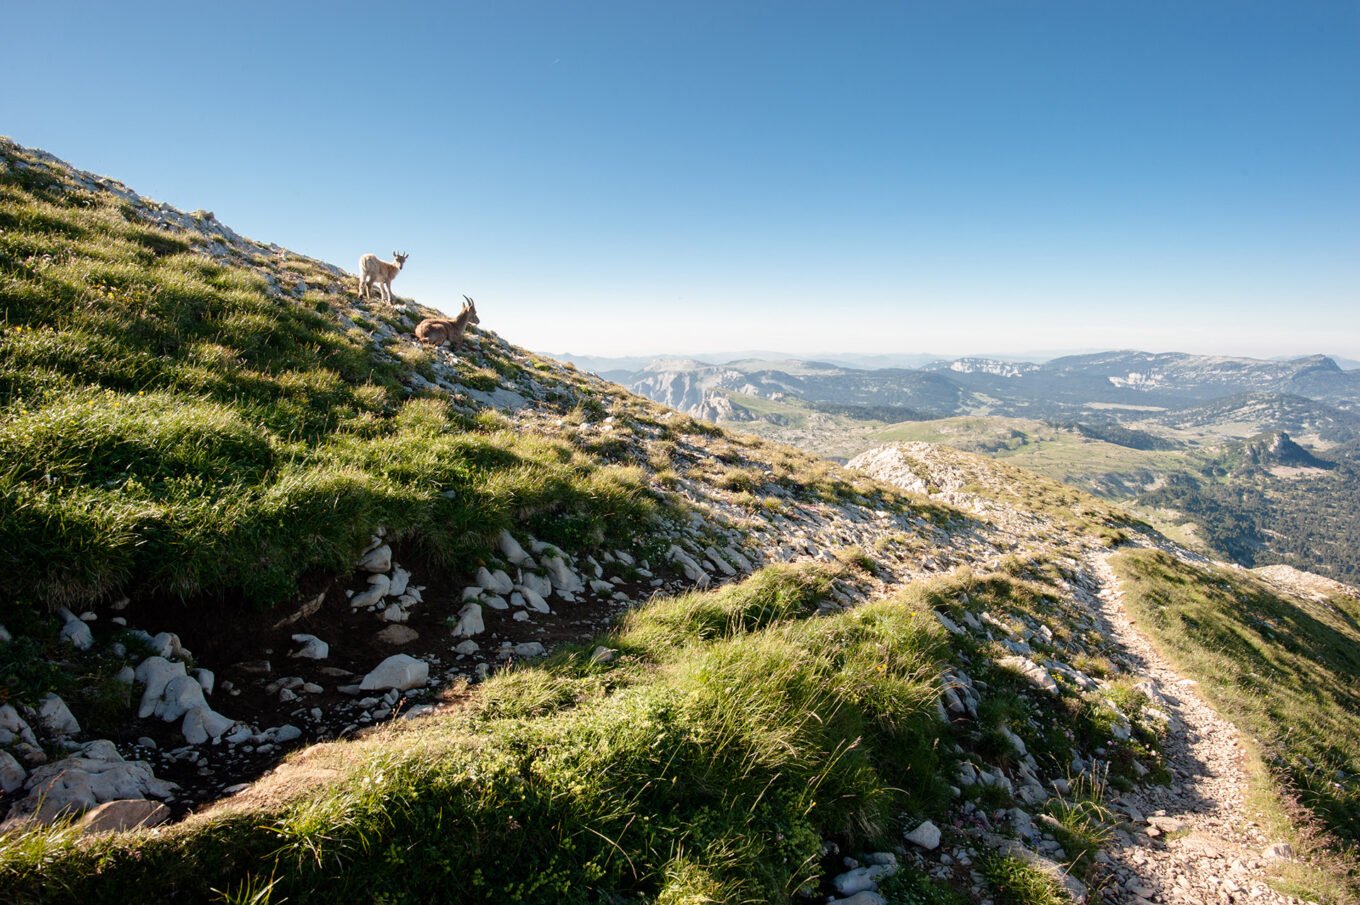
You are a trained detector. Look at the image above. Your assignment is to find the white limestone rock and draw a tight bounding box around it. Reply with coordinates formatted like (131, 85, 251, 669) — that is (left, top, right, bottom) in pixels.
(827, 892, 885, 905)
(476, 567, 515, 595)
(290, 634, 329, 660)
(0, 704, 38, 747)
(519, 571, 553, 599)
(350, 573, 391, 608)
(194, 669, 215, 696)
(359, 654, 429, 691)
(155, 675, 207, 723)
(517, 585, 551, 613)
(12, 755, 177, 824)
(358, 543, 392, 573)
(998, 656, 1060, 695)
(38, 693, 81, 737)
(135, 657, 187, 719)
(452, 603, 485, 638)
(181, 707, 235, 745)
(387, 566, 411, 597)
(498, 529, 536, 567)
(0, 749, 26, 793)
(58, 609, 94, 650)
(832, 864, 894, 896)
(905, 819, 941, 850)
(541, 553, 584, 594)
(513, 642, 546, 658)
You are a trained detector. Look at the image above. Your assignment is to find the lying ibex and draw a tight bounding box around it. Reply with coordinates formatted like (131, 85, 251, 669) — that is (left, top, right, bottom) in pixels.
(415, 296, 480, 349)
(358, 251, 408, 303)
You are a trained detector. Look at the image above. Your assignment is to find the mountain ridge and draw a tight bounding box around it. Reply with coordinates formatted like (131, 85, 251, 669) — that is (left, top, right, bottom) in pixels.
(1, 138, 1357, 904)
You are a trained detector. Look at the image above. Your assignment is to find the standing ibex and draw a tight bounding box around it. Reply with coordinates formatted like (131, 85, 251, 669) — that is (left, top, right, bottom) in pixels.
(358, 251, 408, 303)
(415, 296, 480, 349)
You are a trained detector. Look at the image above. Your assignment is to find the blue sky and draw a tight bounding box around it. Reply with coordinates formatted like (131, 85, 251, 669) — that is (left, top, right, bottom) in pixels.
(5, 1, 1358, 359)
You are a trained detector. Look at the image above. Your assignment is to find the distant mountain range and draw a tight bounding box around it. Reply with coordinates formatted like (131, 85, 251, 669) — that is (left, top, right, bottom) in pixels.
(559, 350, 1360, 424)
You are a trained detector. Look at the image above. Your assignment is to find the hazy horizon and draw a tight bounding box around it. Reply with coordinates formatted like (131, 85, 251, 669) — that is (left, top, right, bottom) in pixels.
(6, 2, 1357, 359)
(540, 346, 1360, 370)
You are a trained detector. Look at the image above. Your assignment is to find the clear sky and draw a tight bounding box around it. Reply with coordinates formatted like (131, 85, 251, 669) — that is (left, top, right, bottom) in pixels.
(5, 1, 1358, 360)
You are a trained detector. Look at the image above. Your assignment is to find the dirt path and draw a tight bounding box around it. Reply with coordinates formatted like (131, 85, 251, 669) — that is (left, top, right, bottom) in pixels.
(1081, 551, 1299, 905)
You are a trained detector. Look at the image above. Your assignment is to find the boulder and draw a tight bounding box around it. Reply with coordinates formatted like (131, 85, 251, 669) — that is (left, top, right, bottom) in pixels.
(38, 694, 81, 737)
(518, 572, 551, 599)
(359, 654, 429, 691)
(387, 566, 411, 597)
(0, 704, 38, 747)
(11, 755, 177, 824)
(181, 707, 235, 745)
(350, 573, 391, 608)
(517, 586, 551, 613)
(827, 892, 885, 905)
(498, 529, 535, 567)
(0, 749, 26, 793)
(476, 567, 515, 595)
(452, 603, 485, 638)
(358, 544, 392, 573)
(155, 675, 207, 723)
(541, 554, 584, 594)
(135, 657, 187, 719)
(79, 799, 171, 835)
(1263, 842, 1296, 862)
(290, 634, 329, 660)
(832, 864, 893, 895)
(513, 642, 546, 658)
(905, 819, 941, 850)
(58, 610, 94, 650)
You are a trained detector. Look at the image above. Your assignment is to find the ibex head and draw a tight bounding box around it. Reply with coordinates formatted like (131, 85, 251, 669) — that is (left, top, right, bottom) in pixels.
(393, 251, 409, 268)
(462, 295, 481, 325)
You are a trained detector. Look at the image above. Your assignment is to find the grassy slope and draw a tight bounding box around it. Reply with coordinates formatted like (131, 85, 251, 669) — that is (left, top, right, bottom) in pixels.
(2, 559, 1163, 903)
(0, 142, 667, 612)
(1112, 550, 1360, 890)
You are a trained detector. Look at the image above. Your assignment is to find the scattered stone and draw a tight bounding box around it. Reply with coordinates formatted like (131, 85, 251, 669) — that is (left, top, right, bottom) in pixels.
(0, 749, 26, 793)
(387, 566, 411, 597)
(357, 544, 392, 573)
(518, 586, 551, 613)
(360, 654, 429, 691)
(997, 656, 1060, 695)
(285, 634, 327, 660)
(38, 693, 81, 737)
(498, 529, 535, 567)
(136, 657, 187, 719)
(513, 642, 546, 658)
(58, 609, 94, 650)
(350, 573, 391, 608)
(905, 819, 941, 850)
(1262, 842, 1295, 862)
(452, 603, 485, 638)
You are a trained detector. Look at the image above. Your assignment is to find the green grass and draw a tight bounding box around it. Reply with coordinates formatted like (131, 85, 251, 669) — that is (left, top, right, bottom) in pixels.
(979, 853, 1070, 905)
(1112, 549, 1360, 896)
(0, 143, 662, 612)
(0, 564, 956, 903)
